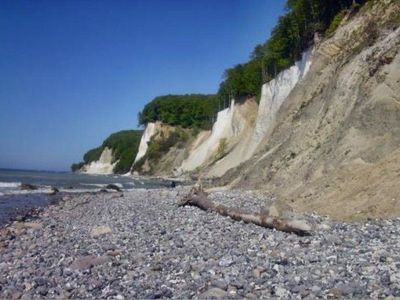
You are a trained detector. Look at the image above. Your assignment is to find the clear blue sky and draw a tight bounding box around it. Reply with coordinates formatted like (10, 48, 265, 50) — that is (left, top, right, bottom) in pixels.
(0, 0, 286, 171)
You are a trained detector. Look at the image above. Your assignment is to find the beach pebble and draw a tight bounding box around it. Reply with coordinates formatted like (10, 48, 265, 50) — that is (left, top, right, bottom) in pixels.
(200, 287, 228, 299)
(70, 255, 110, 270)
(90, 225, 112, 237)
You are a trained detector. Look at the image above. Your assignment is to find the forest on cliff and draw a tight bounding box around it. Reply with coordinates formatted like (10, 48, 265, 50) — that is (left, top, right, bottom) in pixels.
(138, 0, 365, 129)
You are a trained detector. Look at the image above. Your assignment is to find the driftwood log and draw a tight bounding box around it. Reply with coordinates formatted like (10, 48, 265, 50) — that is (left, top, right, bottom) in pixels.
(179, 185, 312, 236)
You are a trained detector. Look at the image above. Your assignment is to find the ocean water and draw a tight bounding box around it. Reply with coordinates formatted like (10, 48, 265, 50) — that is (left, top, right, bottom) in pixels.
(0, 169, 177, 195)
(0, 169, 180, 225)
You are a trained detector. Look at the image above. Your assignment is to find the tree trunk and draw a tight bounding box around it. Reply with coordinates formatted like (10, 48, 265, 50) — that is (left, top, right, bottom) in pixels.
(179, 185, 312, 236)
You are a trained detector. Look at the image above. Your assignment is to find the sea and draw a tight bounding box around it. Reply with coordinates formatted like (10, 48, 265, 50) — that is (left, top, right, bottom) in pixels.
(0, 168, 180, 226)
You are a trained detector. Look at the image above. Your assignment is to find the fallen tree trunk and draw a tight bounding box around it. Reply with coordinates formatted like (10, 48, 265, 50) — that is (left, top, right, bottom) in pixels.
(179, 185, 312, 236)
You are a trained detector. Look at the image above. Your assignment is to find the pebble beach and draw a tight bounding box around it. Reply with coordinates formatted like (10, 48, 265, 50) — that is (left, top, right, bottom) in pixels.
(0, 187, 400, 299)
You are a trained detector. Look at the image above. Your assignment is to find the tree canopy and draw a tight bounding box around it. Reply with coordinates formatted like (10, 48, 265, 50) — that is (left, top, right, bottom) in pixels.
(217, 0, 365, 100)
(138, 94, 220, 130)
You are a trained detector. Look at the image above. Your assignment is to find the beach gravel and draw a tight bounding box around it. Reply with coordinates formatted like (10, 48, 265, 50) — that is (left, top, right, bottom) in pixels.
(0, 187, 399, 299)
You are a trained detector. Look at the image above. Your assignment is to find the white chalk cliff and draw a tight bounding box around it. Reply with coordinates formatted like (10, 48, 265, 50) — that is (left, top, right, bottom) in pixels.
(134, 122, 157, 163)
(136, 50, 313, 178)
(179, 100, 236, 172)
(81, 147, 117, 174)
(209, 50, 312, 177)
(250, 49, 312, 156)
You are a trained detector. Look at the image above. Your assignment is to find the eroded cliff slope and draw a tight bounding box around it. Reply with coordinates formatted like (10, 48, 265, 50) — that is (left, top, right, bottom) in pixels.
(219, 0, 400, 220)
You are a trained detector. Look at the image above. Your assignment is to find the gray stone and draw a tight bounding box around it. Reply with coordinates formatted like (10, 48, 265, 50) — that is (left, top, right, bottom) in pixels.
(311, 285, 321, 295)
(211, 279, 228, 291)
(70, 255, 110, 270)
(90, 226, 112, 237)
(253, 266, 265, 278)
(218, 256, 234, 267)
(199, 287, 228, 299)
(274, 287, 289, 298)
(36, 286, 48, 296)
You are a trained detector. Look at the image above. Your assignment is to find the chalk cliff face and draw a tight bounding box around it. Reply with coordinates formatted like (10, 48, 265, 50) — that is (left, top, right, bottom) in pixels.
(179, 100, 236, 172)
(250, 50, 312, 156)
(202, 50, 313, 178)
(131, 122, 199, 175)
(134, 122, 157, 164)
(81, 147, 117, 175)
(219, 0, 400, 220)
(136, 46, 313, 178)
(132, 0, 400, 220)
(205, 98, 258, 177)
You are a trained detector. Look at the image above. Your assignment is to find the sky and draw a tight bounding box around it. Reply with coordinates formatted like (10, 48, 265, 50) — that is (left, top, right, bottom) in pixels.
(0, 0, 286, 171)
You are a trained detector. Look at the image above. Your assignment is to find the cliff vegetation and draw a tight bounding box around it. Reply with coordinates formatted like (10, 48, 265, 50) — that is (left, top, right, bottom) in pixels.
(72, 130, 143, 174)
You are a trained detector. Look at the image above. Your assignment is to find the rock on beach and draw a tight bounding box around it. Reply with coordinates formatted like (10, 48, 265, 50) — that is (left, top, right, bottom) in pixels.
(90, 225, 112, 237)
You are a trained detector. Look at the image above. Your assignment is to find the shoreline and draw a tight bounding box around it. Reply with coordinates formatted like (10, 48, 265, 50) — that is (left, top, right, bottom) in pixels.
(0, 173, 187, 228)
(0, 189, 127, 228)
(0, 192, 64, 227)
(1, 188, 399, 299)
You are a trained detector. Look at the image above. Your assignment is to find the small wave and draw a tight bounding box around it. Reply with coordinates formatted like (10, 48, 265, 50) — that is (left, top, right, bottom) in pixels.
(80, 183, 105, 188)
(59, 188, 100, 194)
(81, 182, 123, 188)
(1, 186, 98, 196)
(0, 187, 53, 196)
(0, 182, 21, 188)
(125, 187, 147, 192)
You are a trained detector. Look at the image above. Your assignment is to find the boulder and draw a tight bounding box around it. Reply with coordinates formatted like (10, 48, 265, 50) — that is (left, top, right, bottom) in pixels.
(90, 226, 112, 237)
(106, 184, 122, 192)
(23, 222, 43, 230)
(50, 187, 59, 195)
(20, 183, 38, 190)
(199, 287, 228, 299)
(70, 255, 110, 270)
(14, 222, 42, 231)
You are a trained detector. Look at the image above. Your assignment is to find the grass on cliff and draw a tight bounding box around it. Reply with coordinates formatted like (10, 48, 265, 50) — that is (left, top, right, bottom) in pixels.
(325, 10, 347, 37)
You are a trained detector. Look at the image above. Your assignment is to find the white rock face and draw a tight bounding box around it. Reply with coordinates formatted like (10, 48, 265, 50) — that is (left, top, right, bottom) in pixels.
(206, 99, 258, 178)
(133, 50, 312, 177)
(200, 49, 312, 177)
(180, 100, 235, 172)
(134, 122, 157, 163)
(249, 49, 312, 156)
(83, 147, 117, 174)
